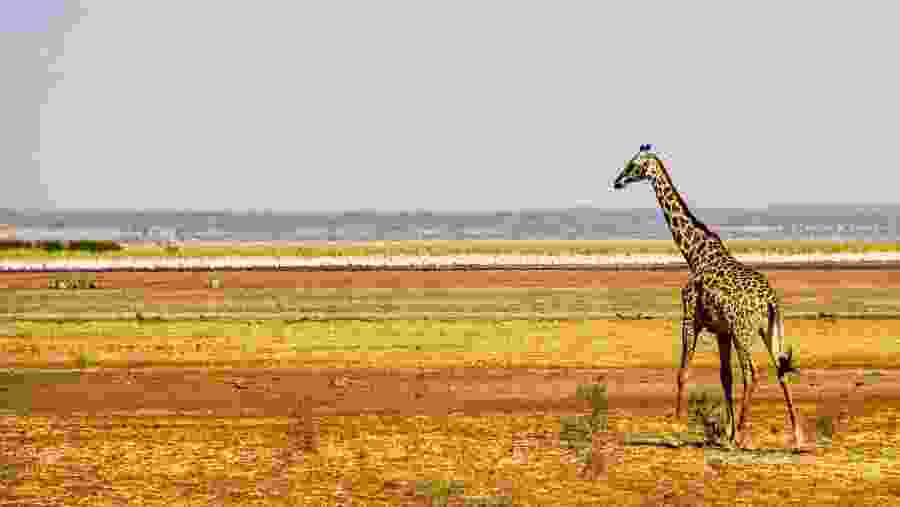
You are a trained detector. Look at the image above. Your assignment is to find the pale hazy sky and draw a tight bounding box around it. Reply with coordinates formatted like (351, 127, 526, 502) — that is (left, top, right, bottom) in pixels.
(5, 1, 899, 212)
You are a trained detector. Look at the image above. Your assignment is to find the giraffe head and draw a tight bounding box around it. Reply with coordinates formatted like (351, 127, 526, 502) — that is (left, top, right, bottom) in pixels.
(612, 144, 664, 190)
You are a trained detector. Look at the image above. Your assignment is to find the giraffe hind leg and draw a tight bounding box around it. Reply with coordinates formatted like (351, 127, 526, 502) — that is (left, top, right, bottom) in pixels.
(734, 333, 759, 449)
(774, 347, 807, 450)
(765, 307, 808, 451)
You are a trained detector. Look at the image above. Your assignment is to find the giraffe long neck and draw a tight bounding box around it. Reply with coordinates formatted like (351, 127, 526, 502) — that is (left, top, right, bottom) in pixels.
(649, 160, 730, 271)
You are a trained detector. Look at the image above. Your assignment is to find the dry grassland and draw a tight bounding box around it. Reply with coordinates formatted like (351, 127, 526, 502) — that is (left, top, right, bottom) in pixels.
(2, 318, 898, 370)
(2, 265, 900, 505)
(3, 401, 898, 506)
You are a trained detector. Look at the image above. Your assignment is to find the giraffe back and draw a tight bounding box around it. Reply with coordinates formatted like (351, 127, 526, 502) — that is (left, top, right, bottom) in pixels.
(694, 258, 780, 337)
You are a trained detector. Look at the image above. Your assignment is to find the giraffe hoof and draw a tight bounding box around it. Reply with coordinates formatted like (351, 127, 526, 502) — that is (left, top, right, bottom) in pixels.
(735, 431, 755, 450)
(790, 433, 815, 453)
(791, 442, 814, 454)
(719, 438, 738, 451)
(785, 423, 814, 453)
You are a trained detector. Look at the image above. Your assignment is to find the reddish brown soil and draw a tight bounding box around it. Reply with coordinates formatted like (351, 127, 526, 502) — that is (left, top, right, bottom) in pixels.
(18, 366, 880, 421)
(2, 268, 899, 290)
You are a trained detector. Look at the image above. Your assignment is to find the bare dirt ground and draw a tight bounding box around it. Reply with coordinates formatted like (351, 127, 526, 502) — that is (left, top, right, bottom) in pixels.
(12, 365, 883, 420)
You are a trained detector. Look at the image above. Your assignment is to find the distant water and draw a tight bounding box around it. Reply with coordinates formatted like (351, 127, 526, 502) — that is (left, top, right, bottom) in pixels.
(1, 205, 898, 243)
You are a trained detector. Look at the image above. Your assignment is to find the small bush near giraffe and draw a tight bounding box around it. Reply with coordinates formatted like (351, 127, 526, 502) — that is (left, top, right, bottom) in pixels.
(687, 385, 730, 446)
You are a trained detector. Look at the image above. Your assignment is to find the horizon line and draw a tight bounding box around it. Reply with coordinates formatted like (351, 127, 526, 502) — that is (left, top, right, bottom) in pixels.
(4, 203, 900, 215)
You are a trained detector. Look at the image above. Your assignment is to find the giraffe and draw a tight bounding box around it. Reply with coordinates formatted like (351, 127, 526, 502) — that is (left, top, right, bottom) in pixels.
(611, 144, 807, 451)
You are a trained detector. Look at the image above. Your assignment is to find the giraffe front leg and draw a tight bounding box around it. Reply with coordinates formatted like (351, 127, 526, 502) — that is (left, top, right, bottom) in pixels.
(715, 333, 737, 446)
(675, 366, 689, 419)
(674, 282, 700, 419)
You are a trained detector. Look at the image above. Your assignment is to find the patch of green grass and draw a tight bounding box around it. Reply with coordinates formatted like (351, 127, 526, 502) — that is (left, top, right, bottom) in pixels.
(1, 239, 898, 259)
(76, 350, 98, 369)
(0, 287, 682, 320)
(10, 319, 607, 356)
(9, 318, 900, 369)
(5, 287, 900, 321)
(0, 239, 122, 254)
(0, 368, 82, 415)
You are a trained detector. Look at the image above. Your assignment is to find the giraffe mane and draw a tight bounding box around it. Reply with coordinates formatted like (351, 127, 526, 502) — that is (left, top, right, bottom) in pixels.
(654, 154, 722, 242)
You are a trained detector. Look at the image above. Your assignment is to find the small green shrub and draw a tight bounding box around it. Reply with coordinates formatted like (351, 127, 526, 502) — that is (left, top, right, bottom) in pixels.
(415, 479, 465, 502)
(687, 386, 730, 445)
(0, 463, 16, 482)
(76, 351, 98, 369)
(69, 240, 122, 253)
(559, 383, 609, 465)
(816, 415, 834, 448)
(43, 241, 65, 254)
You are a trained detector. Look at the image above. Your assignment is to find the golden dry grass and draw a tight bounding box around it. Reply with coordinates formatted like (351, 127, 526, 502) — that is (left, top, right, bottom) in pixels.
(4, 319, 900, 370)
(4, 401, 899, 506)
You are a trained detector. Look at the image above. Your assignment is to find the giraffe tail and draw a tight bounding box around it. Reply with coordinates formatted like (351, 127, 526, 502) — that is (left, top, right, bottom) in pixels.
(769, 302, 799, 378)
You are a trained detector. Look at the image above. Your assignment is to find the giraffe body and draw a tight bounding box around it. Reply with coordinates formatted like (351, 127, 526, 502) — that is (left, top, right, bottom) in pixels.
(612, 144, 806, 451)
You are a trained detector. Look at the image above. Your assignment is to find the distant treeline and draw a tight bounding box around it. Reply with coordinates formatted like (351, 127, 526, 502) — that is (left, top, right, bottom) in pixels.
(0, 239, 123, 253)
